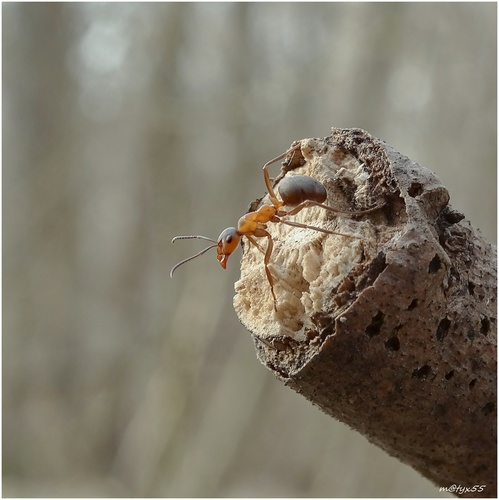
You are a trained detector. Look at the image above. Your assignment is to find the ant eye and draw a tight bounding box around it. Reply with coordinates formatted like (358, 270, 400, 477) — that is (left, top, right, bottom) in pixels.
(226, 235, 233, 243)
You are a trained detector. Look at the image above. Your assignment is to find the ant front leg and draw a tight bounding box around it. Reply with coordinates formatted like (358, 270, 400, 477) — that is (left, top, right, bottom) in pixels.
(253, 228, 278, 311)
(246, 235, 266, 254)
(262, 144, 301, 208)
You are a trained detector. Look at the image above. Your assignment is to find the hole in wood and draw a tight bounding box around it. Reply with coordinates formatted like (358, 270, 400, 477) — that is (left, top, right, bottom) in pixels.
(365, 311, 384, 338)
(436, 317, 451, 341)
(428, 254, 442, 273)
(481, 402, 495, 416)
(412, 364, 432, 380)
(407, 299, 418, 311)
(384, 336, 400, 351)
(408, 182, 424, 197)
(480, 317, 490, 335)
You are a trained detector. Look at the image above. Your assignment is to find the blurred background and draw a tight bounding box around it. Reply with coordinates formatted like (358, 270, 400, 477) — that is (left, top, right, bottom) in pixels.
(3, 3, 496, 497)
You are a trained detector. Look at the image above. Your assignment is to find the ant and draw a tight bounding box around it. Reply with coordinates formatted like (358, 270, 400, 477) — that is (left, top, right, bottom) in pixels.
(171, 143, 378, 311)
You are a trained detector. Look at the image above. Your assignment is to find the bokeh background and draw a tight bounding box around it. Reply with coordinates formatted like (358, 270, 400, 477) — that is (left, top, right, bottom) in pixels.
(3, 3, 496, 497)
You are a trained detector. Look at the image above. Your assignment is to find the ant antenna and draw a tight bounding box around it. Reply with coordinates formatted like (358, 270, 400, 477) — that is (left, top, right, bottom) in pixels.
(170, 235, 218, 277)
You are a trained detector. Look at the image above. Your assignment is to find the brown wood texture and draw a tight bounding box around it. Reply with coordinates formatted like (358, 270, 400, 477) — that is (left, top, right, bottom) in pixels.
(235, 128, 497, 497)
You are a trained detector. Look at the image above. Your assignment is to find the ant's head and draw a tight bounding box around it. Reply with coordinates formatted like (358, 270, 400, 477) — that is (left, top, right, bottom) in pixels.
(170, 228, 241, 277)
(216, 227, 240, 269)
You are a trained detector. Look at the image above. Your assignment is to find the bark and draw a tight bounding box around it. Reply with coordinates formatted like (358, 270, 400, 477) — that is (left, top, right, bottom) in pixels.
(234, 128, 497, 497)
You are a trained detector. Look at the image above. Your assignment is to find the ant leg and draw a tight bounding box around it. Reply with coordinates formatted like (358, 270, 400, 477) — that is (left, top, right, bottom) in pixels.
(259, 230, 277, 310)
(263, 144, 301, 207)
(284, 199, 384, 217)
(247, 229, 278, 310)
(276, 217, 359, 238)
(246, 235, 266, 254)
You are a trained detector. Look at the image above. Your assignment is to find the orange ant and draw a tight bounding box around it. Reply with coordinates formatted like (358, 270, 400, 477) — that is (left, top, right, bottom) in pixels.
(171, 144, 376, 310)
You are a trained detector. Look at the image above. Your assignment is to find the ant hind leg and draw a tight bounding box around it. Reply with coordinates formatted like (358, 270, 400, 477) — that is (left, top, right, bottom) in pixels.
(263, 144, 301, 208)
(285, 200, 385, 217)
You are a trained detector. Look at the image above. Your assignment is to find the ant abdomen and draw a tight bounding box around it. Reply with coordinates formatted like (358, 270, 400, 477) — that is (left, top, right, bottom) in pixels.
(277, 174, 327, 206)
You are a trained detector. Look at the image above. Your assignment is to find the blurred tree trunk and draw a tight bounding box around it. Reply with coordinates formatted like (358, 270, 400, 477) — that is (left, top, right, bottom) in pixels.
(4, 3, 79, 479)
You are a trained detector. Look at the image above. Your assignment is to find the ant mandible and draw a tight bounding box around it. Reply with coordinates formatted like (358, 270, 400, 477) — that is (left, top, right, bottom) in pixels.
(171, 143, 372, 311)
